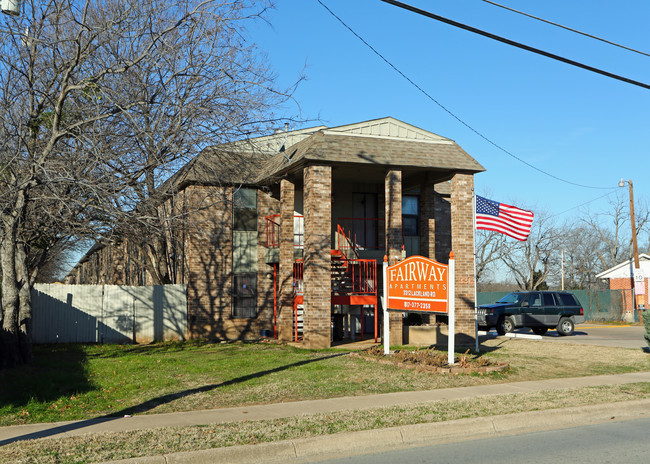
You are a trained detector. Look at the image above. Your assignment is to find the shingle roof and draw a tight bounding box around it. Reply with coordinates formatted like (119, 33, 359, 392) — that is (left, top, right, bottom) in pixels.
(164, 117, 485, 191)
(261, 131, 484, 177)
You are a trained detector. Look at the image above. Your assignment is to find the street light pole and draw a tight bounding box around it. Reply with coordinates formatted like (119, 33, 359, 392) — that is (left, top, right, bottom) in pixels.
(620, 178, 643, 320)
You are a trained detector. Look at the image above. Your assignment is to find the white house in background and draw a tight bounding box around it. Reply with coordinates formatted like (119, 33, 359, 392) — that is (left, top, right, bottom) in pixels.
(596, 253, 650, 320)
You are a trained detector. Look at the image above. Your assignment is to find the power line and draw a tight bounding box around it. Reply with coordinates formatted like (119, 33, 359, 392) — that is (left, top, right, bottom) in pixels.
(549, 190, 620, 219)
(481, 0, 650, 58)
(380, 0, 650, 91)
(316, 0, 615, 190)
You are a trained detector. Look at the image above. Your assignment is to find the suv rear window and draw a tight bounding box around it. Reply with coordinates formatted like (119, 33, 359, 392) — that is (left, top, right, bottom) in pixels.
(557, 293, 579, 306)
(543, 293, 556, 306)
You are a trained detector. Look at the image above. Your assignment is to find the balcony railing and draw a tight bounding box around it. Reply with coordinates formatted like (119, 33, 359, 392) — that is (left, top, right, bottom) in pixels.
(293, 258, 376, 298)
(265, 214, 304, 248)
(336, 217, 385, 251)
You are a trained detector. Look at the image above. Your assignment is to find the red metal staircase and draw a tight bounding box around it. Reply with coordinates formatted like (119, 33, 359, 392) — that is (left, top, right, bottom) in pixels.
(265, 215, 378, 343)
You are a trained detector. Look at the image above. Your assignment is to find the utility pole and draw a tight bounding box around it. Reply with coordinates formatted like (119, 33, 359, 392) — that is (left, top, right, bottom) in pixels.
(562, 248, 564, 291)
(620, 178, 643, 321)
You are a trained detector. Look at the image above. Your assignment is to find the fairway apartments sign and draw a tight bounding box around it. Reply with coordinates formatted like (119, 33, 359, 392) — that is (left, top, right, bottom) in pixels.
(386, 255, 448, 313)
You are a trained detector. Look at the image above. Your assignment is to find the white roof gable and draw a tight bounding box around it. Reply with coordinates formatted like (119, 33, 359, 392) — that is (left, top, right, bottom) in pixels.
(228, 117, 452, 155)
(595, 254, 650, 279)
(326, 117, 450, 142)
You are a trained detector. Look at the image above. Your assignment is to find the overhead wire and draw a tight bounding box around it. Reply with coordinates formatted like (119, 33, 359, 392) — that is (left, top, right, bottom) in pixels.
(548, 190, 622, 219)
(481, 0, 650, 58)
(380, 0, 650, 91)
(316, 0, 617, 190)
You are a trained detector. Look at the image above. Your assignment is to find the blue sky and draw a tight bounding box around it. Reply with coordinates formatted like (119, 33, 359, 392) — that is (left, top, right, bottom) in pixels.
(247, 0, 650, 222)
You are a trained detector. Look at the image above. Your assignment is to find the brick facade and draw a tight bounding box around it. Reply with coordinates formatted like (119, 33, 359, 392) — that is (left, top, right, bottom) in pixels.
(278, 179, 295, 342)
(450, 173, 476, 344)
(420, 181, 436, 259)
(609, 277, 649, 314)
(385, 170, 403, 344)
(67, 118, 484, 347)
(303, 165, 332, 349)
(183, 185, 234, 339)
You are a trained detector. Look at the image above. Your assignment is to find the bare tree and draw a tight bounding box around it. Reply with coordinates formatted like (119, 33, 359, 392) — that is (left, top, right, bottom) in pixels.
(0, 0, 294, 367)
(554, 224, 604, 290)
(475, 229, 511, 285)
(499, 211, 561, 291)
(580, 192, 650, 272)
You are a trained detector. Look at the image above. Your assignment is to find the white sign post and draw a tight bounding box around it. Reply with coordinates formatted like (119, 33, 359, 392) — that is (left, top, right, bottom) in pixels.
(447, 252, 455, 366)
(382, 257, 390, 355)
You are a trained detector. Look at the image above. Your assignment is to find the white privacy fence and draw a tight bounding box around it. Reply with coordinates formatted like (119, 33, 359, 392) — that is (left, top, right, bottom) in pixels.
(32, 284, 188, 343)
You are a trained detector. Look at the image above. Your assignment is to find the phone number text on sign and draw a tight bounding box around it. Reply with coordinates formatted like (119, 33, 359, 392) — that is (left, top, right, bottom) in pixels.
(403, 301, 431, 310)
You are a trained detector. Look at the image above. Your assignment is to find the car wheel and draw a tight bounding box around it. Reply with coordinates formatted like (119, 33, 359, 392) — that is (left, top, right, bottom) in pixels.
(556, 317, 574, 336)
(496, 316, 515, 335)
(532, 327, 548, 335)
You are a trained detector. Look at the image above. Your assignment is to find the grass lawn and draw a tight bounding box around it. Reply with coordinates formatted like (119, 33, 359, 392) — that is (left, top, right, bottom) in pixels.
(1, 338, 649, 427)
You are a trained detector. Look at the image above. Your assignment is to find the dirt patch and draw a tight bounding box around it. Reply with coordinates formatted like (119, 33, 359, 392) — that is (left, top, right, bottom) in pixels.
(352, 345, 509, 375)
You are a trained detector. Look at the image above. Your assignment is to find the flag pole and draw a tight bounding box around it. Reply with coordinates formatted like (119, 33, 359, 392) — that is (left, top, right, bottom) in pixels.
(473, 191, 479, 353)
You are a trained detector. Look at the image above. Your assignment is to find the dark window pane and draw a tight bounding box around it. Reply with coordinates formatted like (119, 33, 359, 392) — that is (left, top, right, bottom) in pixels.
(530, 293, 542, 307)
(403, 216, 418, 236)
(402, 196, 418, 215)
(543, 293, 556, 306)
(233, 274, 257, 318)
(234, 188, 257, 209)
(558, 293, 578, 306)
(234, 208, 257, 230)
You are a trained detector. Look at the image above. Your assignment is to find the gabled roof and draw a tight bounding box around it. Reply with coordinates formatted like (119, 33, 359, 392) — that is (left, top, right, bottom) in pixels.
(324, 117, 451, 142)
(164, 117, 485, 190)
(595, 254, 650, 279)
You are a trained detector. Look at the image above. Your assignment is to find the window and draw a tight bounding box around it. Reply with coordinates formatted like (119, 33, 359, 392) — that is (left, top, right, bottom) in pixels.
(233, 274, 257, 318)
(529, 293, 542, 307)
(543, 293, 556, 306)
(233, 188, 257, 231)
(558, 293, 579, 306)
(402, 195, 419, 236)
(232, 188, 258, 318)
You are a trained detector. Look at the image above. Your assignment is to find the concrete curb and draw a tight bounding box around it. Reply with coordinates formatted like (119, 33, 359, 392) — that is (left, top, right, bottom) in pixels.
(103, 398, 650, 464)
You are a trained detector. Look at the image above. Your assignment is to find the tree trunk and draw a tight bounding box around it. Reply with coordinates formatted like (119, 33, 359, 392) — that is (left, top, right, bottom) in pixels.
(16, 242, 34, 364)
(1, 225, 23, 369)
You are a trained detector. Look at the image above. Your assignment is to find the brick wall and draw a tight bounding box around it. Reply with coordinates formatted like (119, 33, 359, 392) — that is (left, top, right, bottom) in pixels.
(303, 165, 332, 349)
(385, 170, 403, 344)
(610, 277, 649, 313)
(420, 181, 436, 259)
(279, 179, 295, 342)
(182, 185, 234, 339)
(450, 173, 475, 344)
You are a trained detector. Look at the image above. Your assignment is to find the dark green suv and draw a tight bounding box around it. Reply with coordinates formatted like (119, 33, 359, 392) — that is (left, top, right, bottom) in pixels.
(478, 291, 585, 336)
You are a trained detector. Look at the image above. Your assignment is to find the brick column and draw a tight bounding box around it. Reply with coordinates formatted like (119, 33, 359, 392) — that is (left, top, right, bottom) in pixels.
(278, 179, 295, 342)
(385, 170, 403, 344)
(303, 165, 332, 349)
(451, 173, 475, 345)
(420, 181, 436, 260)
(257, 191, 279, 336)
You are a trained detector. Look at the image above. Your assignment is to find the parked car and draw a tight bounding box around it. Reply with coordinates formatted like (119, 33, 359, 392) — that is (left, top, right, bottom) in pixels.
(477, 291, 585, 336)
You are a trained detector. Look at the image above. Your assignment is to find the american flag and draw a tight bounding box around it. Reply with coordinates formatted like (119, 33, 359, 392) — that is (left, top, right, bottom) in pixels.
(475, 195, 534, 241)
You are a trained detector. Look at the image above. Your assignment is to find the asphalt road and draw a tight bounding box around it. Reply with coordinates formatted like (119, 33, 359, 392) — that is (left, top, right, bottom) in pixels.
(311, 416, 650, 464)
(484, 324, 648, 350)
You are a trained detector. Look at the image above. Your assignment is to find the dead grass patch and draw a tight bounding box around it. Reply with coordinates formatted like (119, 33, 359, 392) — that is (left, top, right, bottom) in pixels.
(4, 383, 649, 464)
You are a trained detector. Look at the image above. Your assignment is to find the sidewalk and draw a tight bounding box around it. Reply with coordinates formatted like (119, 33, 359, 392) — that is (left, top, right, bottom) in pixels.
(2, 370, 650, 462)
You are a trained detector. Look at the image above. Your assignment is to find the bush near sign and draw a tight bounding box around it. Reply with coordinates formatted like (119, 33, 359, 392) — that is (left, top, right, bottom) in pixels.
(386, 255, 449, 313)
